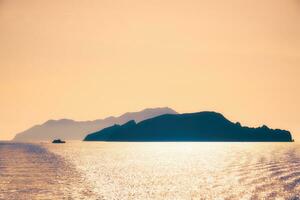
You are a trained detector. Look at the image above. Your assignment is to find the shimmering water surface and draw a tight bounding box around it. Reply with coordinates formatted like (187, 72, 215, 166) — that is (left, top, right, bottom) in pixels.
(1, 142, 300, 199)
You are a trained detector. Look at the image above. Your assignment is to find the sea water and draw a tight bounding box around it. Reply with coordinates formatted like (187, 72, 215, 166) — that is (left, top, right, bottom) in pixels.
(1, 141, 299, 199)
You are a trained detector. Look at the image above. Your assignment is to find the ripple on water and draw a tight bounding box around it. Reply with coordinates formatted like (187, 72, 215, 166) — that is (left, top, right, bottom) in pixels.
(45, 142, 300, 200)
(1, 142, 300, 199)
(0, 143, 97, 200)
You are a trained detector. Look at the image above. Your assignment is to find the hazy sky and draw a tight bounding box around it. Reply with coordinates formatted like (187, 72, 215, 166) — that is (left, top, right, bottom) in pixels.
(0, 0, 299, 140)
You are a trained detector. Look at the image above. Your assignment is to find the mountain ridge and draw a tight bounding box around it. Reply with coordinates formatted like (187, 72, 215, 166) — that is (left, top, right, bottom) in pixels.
(13, 107, 177, 141)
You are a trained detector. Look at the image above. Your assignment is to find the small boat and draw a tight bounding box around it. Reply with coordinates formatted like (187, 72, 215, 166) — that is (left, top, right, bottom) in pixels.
(52, 139, 66, 144)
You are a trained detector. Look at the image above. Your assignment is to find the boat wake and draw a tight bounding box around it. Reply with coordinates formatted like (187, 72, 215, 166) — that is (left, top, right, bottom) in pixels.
(0, 142, 96, 200)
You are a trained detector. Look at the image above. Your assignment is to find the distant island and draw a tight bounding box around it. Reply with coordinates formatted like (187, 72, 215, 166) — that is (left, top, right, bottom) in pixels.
(84, 112, 293, 142)
(13, 107, 177, 141)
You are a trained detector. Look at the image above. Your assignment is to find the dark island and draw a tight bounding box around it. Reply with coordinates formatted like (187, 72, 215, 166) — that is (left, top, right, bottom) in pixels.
(84, 112, 293, 142)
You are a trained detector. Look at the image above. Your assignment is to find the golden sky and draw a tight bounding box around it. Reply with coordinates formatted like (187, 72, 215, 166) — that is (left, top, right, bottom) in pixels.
(0, 0, 299, 140)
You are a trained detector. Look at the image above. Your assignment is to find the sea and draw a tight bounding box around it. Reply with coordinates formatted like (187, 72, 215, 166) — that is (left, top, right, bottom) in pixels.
(0, 141, 299, 200)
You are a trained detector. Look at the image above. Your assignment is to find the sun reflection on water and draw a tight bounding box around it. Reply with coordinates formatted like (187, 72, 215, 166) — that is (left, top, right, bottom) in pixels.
(1, 142, 300, 199)
(47, 142, 300, 200)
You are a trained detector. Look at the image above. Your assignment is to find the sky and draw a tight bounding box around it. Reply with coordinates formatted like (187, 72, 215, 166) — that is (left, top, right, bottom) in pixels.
(0, 0, 299, 140)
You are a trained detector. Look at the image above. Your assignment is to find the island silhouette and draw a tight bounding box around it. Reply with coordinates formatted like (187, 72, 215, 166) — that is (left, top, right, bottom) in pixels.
(84, 111, 293, 142)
